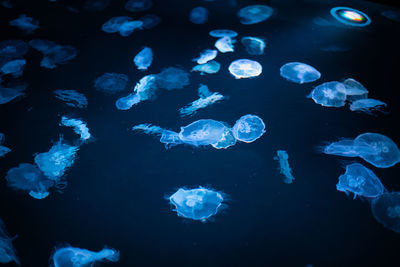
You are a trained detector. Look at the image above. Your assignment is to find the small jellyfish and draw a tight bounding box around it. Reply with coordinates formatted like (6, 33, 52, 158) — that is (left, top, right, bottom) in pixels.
(189, 7, 209, 24)
(0, 86, 25, 105)
(215, 36, 235, 53)
(0, 59, 26, 78)
(124, 0, 152, 12)
(179, 119, 227, 147)
(371, 192, 400, 233)
(83, 0, 110, 11)
(232, 114, 266, 143)
(308, 81, 347, 107)
(241, 36, 266, 55)
(349, 98, 387, 114)
(0, 219, 20, 265)
(211, 127, 237, 149)
(155, 67, 190, 90)
(280, 62, 321, 84)
(29, 40, 77, 69)
(330, 7, 371, 27)
(228, 59, 262, 79)
(134, 47, 153, 71)
(60, 116, 91, 141)
(193, 49, 217, 64)
(237, 5, 273, 25)
(336, 163, 385, 198)
(94, 72, 128, 94)
(9, 14, 39, 34)
(273, 150, 295, 184)
(191, 60, 220, 75)
(52, 245, 119, 267)
(209, 29, 238, 38)
(139, 14, 161, 29)
(54, 89, 88, 108)
(168, 187, 224, 221)
(0, 40, 29, 58)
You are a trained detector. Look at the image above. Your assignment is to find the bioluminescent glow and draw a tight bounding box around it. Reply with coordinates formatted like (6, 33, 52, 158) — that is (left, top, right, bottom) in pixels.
(179, 119, 226, 146)
(228, 59, 262, 79)
(29, 39, 77, 69)
(280, 62, 321, 84)
(350, 98, 387, 114)
(102, 16, 143, 37)
(61, 116, 91, 141)
(237, 5, 273, 25)
(134, 46, 153, 70)
(193, 49, 217, 64)
(209, 29, 238, 38)
(330, 7, 371, 27)
(0, 219, 20, 265)
(94, 72, 128, 94)
(54, 89, 88, 108)
(232, 114, 266, 143)
(191, 60, 220, 75)
(371, 192, 400, 233)
(241, 36, 266, 55)
(9, 14, 39, 34)
(308, 81, 347, 107)
(274, 150, 295, 184)
(341, 78, 369, 99)
(189, 6, 209, 24)
(215, 36, 235, 53)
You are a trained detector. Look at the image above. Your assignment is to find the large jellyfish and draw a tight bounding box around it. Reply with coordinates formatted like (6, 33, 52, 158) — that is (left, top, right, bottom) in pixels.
(308, 81, 347, 107)
(371, 192, 400, 233)
(241, 36, 266, 55)
(215, 36, 235, 53)
(52, 245, 119, 267)
(94, 72, 128, 93)
(54, 89, 88, 108)
(232, 114, 265, 143)
(191, 60, 220, 75)
(134, 47, 153, 71)
(29, 40, 77, 69)
(6, 163, 55, 199)
(280, 62, 321, 84)
(209, 29, 238, 38)
(228, 59, 262, 79)
(139, 14, 161, 29)
(155, 67, 190, 90)
(168, 187, 224, 222)
(189, 7, 209, 24)
(273, 150, 295, 184)
(330, 7, 371, 27)
(0, 219, 20, 265)
(179, 119, 227, 146)
(193, 49, 217, 65)
(9, 14, 39, 34)
(336, 163, 385, 198)
(0, 40, 29, 58)
(237, 5, 273, 25)
(60, 116, 91, 141)
(0, 59, 26, 78)
(124, 0, 152, 12)
(83, 0, 110, 11)
(349, 98, 387, 114)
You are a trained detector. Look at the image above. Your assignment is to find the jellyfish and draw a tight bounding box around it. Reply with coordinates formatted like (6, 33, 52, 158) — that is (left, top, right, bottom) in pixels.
(0, 219, 20, 265)
(209, 29, 238, 38)
(168, 187, 224, 222)
(134, 47, 153, 71)
(341, 78, 368, 101)
(139, 14, 161, 29)
(118, 20, 143, 37)
(241, 36, 266, 55)
(330, 7, 371, 27)
(29, 40, 77, 69)
(232, 114, 265, 143)
(0, 40, 29, 58)
(0, 59, 26, 78)
(191, 60, 220, 75)
(94, 73, 128, 94)
(101, 16, 142, 36)
(349, 98, 387, 114)
(124, 0, 152, 12)
(228, 59, 262, 79)
(9, 14, 39, 34)
(279, 62, 321, 84)
(0, 133, 11, 157)
(132, 124, 182, 149)
(189, 7, 209, 24)
(0, 86, 25, 105)
(179, 119, 227, 146)
(83, 0, 110, 11)
(215, 36, 235, 53)
(211, 127, 237, 149)
(308, 81, 347, 107)
(237, 5, 273, 25)
(51, 245, 119, 267)
(273, 150, 295, 184)
(54, 89, 88, 108)
(337, 163, 385, 199)
(60, 116, 91, 141)
(323, 139, 375, 157)
(371, 192, 400, 233)
(193, 49, 217, 65)
(155, 67, 190, 90)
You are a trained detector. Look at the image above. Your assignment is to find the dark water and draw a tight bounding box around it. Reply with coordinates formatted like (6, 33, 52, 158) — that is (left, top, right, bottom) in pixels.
(1, 0, 400, 266)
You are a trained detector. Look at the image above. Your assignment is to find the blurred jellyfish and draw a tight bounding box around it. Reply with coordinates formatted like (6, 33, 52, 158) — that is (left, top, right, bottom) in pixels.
(83, 0, 110, 11)
(371, 192, 400, 233)
(155, 67, 190, 90)
(211, 127, 236, 149)
(330, 7, 371, 27)
(102, 16, 142, 37)
(168, 187, 224, 222)
(350, 98, 386, 114)
(241, 36, 265, 55)
(134, 47, 153, 71)
(274, 150, 295, 184)
(381, 10, 400, 22)
(124, 0, 152, 12)
(139, 14, 161, 29)
(119, 20, 143, 37)
(6, 163, 55, 199)
(52, 245, 119, 267)
(308, 81, 347, 107)
(60, 116, 91, 141)
(9, 14, 39, 34)
(237, 5, 273, 25)
(191, 60, 220, 75)
(94, 73, 128, 94)
(179, 119, 226, 146)
(215, 36, 235, 53)
(0, 133, 11, 157)
(29, 40, 77, 69)
(341, 78, 368, 101)
(0, 86, 25, 105)
(0, 219, 20, 265)
(228, 59, 262, 79)
(193, 49, 217, 64)
(209, 29, 238, 38)
(54, 89, 88, 108)
(189, 7, 209, 24)
(232, 114, 265, 143)
(0, 59, 26, 78)
(0, 40, 29, 58)
(280, 62, 321, 84)
(1, 0, 13, 8)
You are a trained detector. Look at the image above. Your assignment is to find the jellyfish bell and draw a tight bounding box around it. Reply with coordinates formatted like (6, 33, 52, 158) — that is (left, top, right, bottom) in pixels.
(228, 59, 262, 79)
(330, 7, 371, 27)
(232, 114, 266, 143)
(371, 192, 400, 233)
(179, 119, 226, 146)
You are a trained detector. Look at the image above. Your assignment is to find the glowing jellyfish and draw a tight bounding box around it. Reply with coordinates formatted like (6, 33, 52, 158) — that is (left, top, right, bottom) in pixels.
(168, 187, 224, 222)
(193, 49, 217, 64)
(241, 36, 265, 55)
(139, 14, 161, 29)
(60, 116, 91, 141)
(232, 114, 265, 143)
(323, 139, 375, 157)
(280, 62, 321, 84)
(191, 60, 220, 75)
(350, 98, 387, 114)
(273, 150, 295, 184)
(308, 81, 347, 107)
(54, 89, 88, 108)
(215, 36, 235, 53)
(52, 245, 119, 267)
(94, 72, 128, 93)
(160, 130, 182, 149)
(101, 16, 142, 37)
(211, 127, 236, 149)
(342, 78, 368, 100)
(29, 40, 77, 69)
(0, 219, 20, 265)
(228, 59, 262, 79)
(0, 59, 26, 78)
(124, 0, 152, 12)
(83, 0, 110, 11)
(237, 5, 273, 25)
(155, 67, 190, 90)
(209, 29, 238, 38)
(0, 86, 25, 104)
(189, 7, 209, 24)
(330, 7, 371, 27)
(119, 20, 143, 37)
(134, 47, 153, 71)
(0, 40, 29, 58)
(336, 163, 385, 198)
(9, 14, 39, 34)
(371, 192, 400, 233)
(179, 119, 226, 146)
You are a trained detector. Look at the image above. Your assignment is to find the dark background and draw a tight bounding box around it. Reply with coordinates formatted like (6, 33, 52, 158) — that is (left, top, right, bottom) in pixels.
(0, 0, 400, 266)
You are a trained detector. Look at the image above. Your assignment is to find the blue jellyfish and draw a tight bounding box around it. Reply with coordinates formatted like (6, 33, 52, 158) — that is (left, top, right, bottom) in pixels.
(134, 47, 153, 71)
(139, 14, 161, 29)
(342, 78, 369, 101)
(179, 119, 227, 146)
(193, 49, 217, 65)
(6, 163, 55, 199)
(330, 7, 371, 27)
(323, 139, 375, 157)
(125, 0, 152, 12)
(280, 62, 321, 84)
(209, 29, 238, 38)
(83, 0, 110, 11)
(118, 20, 143, 37)
(237, 5, 273, 25)
(168, 187, 224, 222)
(9, 14, 39, 34)
(308, 81, 347, 107)
(241, 36, 266, 55)
(215, 36, 235, 53)
(336, 163, 385, 198)
(0, 219, 20, 265)
(0, 86, 25, 105)
(0, 40, 29, 58)
(60, 116, 91, 141)
(29, 40, 77, 69)
(191, 60, 220, 75)
(94, 72, 128, 94)
(211, 127, 236, 149)
(1, 59, 26, 78)
(160, 130, 183, 149)
(155, 67, 190, 90)
(228, 59, 262, 79)
(232, 114, 266, 143)
(101, 16, 142, 37)
(350, 98, 387, 114)
(0, 132, 11, 157)
(273, 150, 295, 184)
(52, 245, 119, 267)
(189, 7, 209, 24)
(371, 192, 400, 233)
(54, 89, 88, 108)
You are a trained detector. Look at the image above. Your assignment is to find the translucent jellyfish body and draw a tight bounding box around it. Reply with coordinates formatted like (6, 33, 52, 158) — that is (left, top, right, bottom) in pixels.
(179, 119, 226, 146)
(168, 187, 224, 221)
(193, 49, 217, 64)
(273, 150, 295, 184)
(9, 14, 39, 34)
(0, 40, 29, 58)
(237, 5, 273, 25)
(54, 89, 88, 108)
(134, 47, 153, 71)
(101, 16, 142, 37)
(241, 36, 265, 55)
(0, 86, 25, 105)
(323, 139, 374, 157)
(191, 60, 220, 75)
(309, 81, 347, 107)
(60, 116, 91, 141)
(0, 219, 20, 265)
(280, 62, 321, 84)
(29, 40, 77, 69)
(232, 114, 265, 143)
(330, 7, 371, 27)
(94, 72, 128, 93)
(209, 29, 238, 38)
(139, 14, 161, 29)
(52, 245, 119, 267)
(336, 163, 385, 198)
(342, 78, 369, 100)
(0, 59, 26, 78)
(371, 192, 400, 233)
(350, 98, 386, 114)
(155, 67, 190, 90)
(189, 7, 209, 24)
(228, 59, 262, 79)
(124, 0, 152, 12)
(215, 36, 235, 53)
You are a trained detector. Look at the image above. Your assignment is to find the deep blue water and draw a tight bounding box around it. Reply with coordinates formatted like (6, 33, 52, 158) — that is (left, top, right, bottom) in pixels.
(1, 0, 400, 266)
